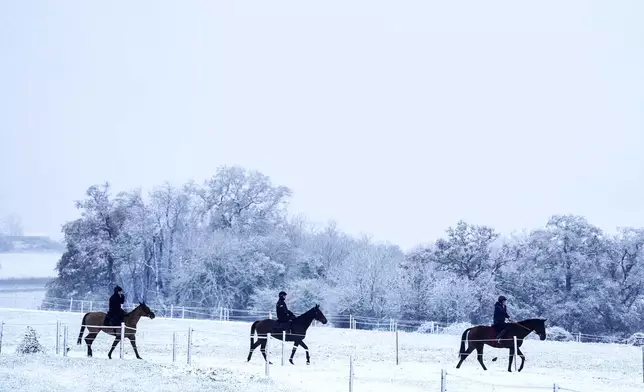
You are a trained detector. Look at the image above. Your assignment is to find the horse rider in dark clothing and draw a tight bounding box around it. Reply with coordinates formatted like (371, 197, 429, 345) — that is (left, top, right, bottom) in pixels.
(276, 291, 296, 333)
(106, 285, 126, 327)
(493, 295, 512, 343)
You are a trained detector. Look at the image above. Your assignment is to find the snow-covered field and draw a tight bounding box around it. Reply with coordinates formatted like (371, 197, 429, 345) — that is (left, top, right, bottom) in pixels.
(0, 308, 641, 392)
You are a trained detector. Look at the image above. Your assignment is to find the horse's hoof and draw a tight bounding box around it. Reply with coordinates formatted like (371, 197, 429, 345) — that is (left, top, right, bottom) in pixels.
(306, 362, 310, 365)
(289, 359, 294, 365)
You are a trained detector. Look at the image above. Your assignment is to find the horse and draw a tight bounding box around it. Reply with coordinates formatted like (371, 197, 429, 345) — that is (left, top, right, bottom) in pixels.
(455, 318, 547, 372)
(246, 304, 328, 365)
(76, 302, 156, 359)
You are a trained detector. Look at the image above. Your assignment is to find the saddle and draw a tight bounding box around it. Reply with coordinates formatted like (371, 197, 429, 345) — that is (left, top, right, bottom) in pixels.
(275, 320, 292, 334)
(491, 324, 510, 342)
(104, 311, 125, 328)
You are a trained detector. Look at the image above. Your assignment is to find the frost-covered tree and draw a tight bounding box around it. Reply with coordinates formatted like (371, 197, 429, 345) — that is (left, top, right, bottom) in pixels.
(433, 220, 505, 280)
(0, 234, 12, 251)
(329, 238, 405, 321)
(2, 213, 24, 236)
(299, 221, 354, 280)
(596, 228, 644, 332)
(46, 183, 136, 301)
(16, 326, 45, 355)
(398, 245, 436, 321)
(44, 166, 644, 336)
(146, 182, 193, 307)
(192, 166, 292, 234)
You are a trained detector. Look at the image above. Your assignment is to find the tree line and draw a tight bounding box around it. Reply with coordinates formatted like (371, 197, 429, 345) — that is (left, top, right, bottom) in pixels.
(45, 166, 644, 336)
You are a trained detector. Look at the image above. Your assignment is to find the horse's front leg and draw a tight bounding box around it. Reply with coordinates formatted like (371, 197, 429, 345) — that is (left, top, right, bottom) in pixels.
(299, 341, 310, 365)
(289, 341, 299, 365)
(129, 335, 142, 359)
(507, 347, 515, 372)
(517, 347, 526, 372)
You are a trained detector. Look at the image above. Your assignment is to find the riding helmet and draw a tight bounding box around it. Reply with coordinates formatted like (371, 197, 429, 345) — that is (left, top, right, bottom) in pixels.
(279, 291, 287, 298)
(498, 295, 507, 303)
(114, 285, 123, 293)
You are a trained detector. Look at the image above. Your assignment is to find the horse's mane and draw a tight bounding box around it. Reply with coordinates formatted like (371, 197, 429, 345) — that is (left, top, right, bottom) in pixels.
(518, 318, 545, 324)
(515, 318, 546, 329)
(295, 305, 317, 320)
(124, 302, 146, 317)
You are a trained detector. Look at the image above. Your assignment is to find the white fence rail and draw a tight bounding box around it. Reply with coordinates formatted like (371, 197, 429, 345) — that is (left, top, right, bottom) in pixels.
(0, 314, 641, 391)
(2, 294, 640, 346)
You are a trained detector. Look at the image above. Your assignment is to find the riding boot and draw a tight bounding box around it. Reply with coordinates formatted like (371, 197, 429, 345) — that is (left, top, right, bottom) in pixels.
(496, 328, 508, 344)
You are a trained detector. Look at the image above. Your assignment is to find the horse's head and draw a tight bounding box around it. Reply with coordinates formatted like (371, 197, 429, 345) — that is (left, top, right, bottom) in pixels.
(137, 301, 156, 320)
(529, 318, 547, 340)
(313, 304, 327, 325)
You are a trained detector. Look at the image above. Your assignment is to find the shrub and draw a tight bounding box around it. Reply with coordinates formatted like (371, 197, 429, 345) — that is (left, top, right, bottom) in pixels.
(16, 326, 45, 355)
(545, 326, 574, 342)
(626, 332, 644, 346)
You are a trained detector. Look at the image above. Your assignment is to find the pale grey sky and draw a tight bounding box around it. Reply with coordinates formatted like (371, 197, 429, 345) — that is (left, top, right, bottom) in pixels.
(1, 1, 643, 250)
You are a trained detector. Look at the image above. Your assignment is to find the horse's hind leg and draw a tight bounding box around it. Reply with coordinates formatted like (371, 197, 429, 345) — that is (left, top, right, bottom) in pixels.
(475, 344, 487, 371)
(299, 340, 311, 365)
(247, 338, 262, 362)
(456, 344, 475, 368)
(289, 341, 299, 365)
(517, 347, 525, 372)
(260, 338, 273, 365)
(108, 336, 121, 359)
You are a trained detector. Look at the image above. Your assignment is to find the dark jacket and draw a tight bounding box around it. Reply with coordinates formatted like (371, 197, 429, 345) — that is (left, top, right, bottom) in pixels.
(109, 292, 125, 315)
(493, 301, 510, 325)
(276, 298, 295, 322)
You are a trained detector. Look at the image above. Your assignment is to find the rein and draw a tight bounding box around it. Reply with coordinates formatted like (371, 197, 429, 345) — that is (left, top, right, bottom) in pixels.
(512, 322, 534, 333)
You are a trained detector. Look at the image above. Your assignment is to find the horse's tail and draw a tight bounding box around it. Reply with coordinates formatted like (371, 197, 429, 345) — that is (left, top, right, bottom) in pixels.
(77, 312, 89, 345)
(459, 328, 472, 356)
(249, 320, 260, 347)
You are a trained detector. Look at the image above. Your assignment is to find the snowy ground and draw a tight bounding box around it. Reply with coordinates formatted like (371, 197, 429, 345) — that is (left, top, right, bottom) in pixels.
(0, 308, 641, 392)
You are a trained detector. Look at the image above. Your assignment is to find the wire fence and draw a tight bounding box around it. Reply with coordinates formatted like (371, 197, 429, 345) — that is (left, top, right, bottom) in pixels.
(0, 292, 642, 347)
(439, 370, 584, 392)
(0, 313, 641, 392)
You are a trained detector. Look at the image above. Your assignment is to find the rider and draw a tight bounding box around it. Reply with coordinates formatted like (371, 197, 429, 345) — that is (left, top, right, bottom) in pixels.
(493, 295, 512, 343)
(276, 291, 296, 333)
(106, 285, 126, 327)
